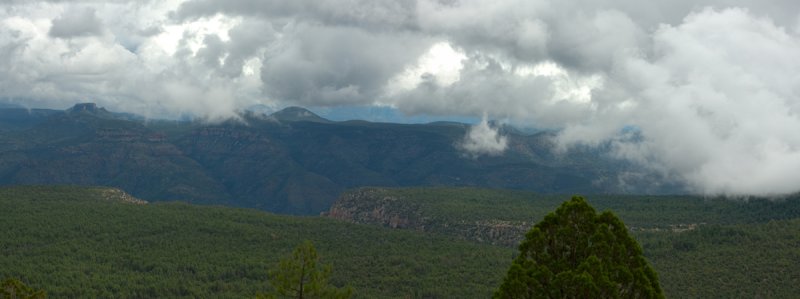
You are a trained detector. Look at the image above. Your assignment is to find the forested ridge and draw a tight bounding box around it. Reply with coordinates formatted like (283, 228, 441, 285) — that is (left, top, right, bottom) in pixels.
(2, 186, 799, 298)
(0, 105, 671, 215)
(0, 186, 509, 298)
(330, 187, 800, 298)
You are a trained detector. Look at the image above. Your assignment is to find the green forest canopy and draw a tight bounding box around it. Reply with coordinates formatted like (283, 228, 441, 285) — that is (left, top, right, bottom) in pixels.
(495, 196, 663, 298)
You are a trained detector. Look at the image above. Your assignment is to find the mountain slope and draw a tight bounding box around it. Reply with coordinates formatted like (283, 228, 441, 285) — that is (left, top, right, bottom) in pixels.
(0, 104, 674, 214)
(0, 110, 230, 203)
(268, 106, 331, 123)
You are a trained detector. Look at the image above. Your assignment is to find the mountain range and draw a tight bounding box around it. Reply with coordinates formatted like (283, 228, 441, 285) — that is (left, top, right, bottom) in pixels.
(0, 103, 678, 214)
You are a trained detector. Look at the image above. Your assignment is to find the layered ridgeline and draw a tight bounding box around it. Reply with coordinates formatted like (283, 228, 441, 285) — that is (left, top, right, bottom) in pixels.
(327, 187, 800, 298)
(0, 103, 664, 215)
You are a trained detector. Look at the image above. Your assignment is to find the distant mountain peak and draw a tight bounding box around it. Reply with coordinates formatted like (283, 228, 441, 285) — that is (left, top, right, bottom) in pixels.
(64, 103, 146, 121)
(67, 103, 110, 115)
(269, 106, 330, 123)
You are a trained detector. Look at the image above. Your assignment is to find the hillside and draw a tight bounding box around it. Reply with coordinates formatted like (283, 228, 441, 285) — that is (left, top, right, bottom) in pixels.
(2, 186, 799, 298)
(327, 187, 800, 245)
(0, 186, 511, 298)
(326, 187, 800, 298)
(0, 104, 668, 214)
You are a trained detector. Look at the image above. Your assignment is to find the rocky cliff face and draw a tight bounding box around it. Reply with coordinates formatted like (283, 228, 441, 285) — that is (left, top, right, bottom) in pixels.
(326, 188, 531, 247)
(326, 188, 422, 229)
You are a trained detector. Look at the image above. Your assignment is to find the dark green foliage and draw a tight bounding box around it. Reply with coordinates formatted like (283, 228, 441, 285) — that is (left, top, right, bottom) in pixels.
(333, 187, 800, 298)
(398, 188, 800, 227)
(637, 220, 800, 298)
(495, 196, 663, 298)
(4, 185, 800, 298)
(1, 278, 46, 299)
(332, 187, 800, 247)
(0, 186, 509, 298)
(260, 241, 352, 299)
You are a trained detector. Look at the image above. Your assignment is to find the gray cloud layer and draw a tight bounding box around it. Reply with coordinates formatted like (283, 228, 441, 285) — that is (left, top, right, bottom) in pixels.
(48, 6, 104, 38)
(2, 0, 800, 196)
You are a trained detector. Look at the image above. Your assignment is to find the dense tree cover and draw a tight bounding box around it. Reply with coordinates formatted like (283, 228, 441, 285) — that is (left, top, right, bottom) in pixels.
(338, 187, 800, 298)
(0, 186, 509, 298)
(1, 278, 46, 299)
(347, 187, 800, 229)
(637, 219, 800, 298)
(2, 186, 800, 298)
(336, 187, 800, 249)
(495, 196, 663, 298)
(259, 241, 352, 299)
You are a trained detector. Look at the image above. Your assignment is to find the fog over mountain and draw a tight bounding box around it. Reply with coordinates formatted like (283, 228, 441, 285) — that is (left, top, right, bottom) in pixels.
(2, 1, 800, 196)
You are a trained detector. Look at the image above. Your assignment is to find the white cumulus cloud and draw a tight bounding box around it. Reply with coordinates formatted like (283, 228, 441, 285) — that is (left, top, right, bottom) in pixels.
(459, 115, 508, 158)
(2, 1, 800, 195)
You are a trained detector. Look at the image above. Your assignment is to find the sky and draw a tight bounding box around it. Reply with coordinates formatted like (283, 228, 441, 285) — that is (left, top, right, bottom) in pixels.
(2, 0, 800, 196)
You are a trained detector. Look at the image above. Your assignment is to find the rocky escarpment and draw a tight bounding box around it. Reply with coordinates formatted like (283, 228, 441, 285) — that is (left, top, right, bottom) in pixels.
(326, 188, 423, 229)
(325, 188, 532, 247)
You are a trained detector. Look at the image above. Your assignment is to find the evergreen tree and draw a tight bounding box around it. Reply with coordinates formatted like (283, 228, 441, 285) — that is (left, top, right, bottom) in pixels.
(494, 196, 664, 299)
(258, 241, 352, 299)
(1, 278, 46, 299)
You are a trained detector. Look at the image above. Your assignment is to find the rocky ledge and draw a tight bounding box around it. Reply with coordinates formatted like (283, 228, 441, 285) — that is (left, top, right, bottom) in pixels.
(325, 188, 530, 247)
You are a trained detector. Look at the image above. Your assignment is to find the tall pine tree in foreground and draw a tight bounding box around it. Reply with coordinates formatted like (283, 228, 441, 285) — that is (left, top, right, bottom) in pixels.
(495, 196, 664, 299)
(258, 240, 352, 299)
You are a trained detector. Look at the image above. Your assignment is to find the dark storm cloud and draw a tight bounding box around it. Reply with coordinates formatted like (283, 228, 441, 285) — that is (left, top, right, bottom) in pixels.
(48, 7, 104, 38)
(173, 0, 419, 31)
(189, 18, 279, 78)
(260, 23, 431, 106)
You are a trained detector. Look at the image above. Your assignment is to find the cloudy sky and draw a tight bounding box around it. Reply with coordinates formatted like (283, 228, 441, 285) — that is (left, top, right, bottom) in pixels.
(2, 0, 800, 196)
